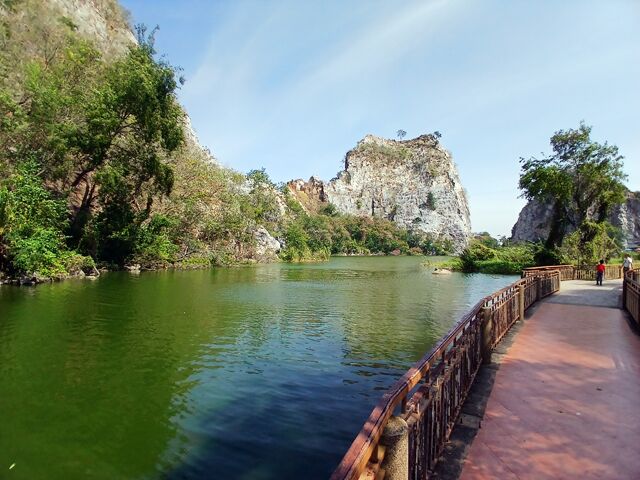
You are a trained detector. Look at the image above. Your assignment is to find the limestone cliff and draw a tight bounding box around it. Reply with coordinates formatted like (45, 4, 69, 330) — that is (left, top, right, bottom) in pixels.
(510, 199, 555, 244)
(49, 0, 135, 56)
(289, 134, 471, 251)
(511, 191, 640, 249)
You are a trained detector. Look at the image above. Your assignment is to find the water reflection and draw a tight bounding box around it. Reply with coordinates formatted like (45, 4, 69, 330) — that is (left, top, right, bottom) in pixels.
(0, 257, 517, 479)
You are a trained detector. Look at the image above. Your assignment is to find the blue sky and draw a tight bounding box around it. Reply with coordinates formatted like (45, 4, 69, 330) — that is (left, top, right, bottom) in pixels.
(121, 0, 640, 237)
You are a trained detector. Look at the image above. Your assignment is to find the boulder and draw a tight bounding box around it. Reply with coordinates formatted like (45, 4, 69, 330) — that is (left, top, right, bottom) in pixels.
(253, 226, 281, 262)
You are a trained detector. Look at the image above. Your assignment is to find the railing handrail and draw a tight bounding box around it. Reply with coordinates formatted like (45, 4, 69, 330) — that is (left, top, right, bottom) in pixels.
(623, 267, 640, 326)
(625, 267, 640, 281)
(522, 264, 623, 269)
(522, 264, 573, 271)
(523, 264, 624, 281)
(329, 294, 489, 480)
(331, 270, 561, 480)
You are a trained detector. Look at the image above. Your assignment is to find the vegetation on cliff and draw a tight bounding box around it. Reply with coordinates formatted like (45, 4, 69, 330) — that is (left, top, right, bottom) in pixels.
(248, 175, 453, 263)
(0, 3, 450, 280)
(518, 123, 626, 264)
(0, 3, 186, 278)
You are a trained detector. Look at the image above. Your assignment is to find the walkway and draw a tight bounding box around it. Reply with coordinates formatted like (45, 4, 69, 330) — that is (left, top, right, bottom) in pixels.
(460, 280, 640, 480)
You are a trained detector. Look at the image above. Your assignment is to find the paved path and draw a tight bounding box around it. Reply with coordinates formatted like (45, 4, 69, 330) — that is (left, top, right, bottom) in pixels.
(545, 279, 623, 308)
(460, 280, 640, 480)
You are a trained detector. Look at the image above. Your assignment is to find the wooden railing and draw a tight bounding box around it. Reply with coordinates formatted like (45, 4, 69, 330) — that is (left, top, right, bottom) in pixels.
(522, 264, 624, 281)
(330, 271, 561, 480)
(623, 268, 640, 326)
(522, 264, 575, 281)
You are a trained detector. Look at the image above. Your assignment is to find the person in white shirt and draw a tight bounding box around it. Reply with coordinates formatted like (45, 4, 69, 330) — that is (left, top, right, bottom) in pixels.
(623, 254, 633, 274)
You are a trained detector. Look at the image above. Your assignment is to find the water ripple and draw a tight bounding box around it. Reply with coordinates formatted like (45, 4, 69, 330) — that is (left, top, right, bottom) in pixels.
(0, 258, 517, 480)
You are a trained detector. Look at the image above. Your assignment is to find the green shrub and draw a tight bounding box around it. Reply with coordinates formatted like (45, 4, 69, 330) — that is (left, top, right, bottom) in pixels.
(280, 221, 311, 262)
(0, 161, 71, 276)
(458, 241, 536, 274)
(319, 203, 339, 217)
(533, 244, 563, 266)
(559, 221, 622, 264)
(132, 214, 180, 267)
(62, 252, 96, 275)
(12, 228, 67, 276)
(246, 168, 275, 188)
(420, 235, 453, 255)
(475, 259, 522, 275)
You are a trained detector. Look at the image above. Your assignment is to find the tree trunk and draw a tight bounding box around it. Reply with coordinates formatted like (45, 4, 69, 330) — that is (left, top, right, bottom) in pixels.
(68, 182, 96, 248)
(546, 200, 566, 248)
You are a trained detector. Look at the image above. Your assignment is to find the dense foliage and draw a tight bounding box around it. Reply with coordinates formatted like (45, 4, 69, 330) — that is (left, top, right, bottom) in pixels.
(453, 235, 537, 274)
(558, 221, 623, 265)
(253, 179, 452, 263)
(456, 122, 631, 275)
(0, 7, 188, 277)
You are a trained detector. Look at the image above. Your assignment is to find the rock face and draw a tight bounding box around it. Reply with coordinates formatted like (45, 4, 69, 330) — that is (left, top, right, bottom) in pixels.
(289, 134, 471, 252)
(50, 0, 136, 57)
(253, 226, 281, 261)
(510, 199, 555, 243)
(612, 192, 640, 248)
(511, 191, 640, 249)
(287, 177, 327, 213)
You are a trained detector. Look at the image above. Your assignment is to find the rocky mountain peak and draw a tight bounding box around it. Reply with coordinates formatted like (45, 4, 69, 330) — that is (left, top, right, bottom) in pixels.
(289, 134, 471, 252)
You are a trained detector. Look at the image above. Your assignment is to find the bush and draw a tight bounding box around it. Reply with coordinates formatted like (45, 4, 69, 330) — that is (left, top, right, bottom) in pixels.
(319, 203, 339, 217)
(533, 244, 563, 266)
(0, 161, 71, 276)
(12, 228, 67, 277)
(132, 214, 180, 267)
(458, 241, 536, 274)
(474, 259, 523, 275)
(280, 221, 311, 262)
(426, 192, 437, 211)
(63, 252, 97, 275)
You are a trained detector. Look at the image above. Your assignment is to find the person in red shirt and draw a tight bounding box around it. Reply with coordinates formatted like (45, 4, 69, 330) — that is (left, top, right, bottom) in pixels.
(596, 259, 606, 286)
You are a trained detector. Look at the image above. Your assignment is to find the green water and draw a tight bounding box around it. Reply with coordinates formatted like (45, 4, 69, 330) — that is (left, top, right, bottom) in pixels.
(0, 257, 517, 479)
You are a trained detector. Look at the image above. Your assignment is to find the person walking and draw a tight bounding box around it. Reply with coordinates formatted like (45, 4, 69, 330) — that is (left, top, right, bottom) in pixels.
(623, 254, 633, 275)
(596, 259, 606, 286)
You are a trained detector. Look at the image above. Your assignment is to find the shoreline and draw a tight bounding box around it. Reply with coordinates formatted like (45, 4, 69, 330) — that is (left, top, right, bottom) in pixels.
(0, 252, 439, 287)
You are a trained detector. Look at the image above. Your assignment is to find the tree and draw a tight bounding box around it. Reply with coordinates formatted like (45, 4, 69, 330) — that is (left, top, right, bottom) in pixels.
(396, 129, 406, 140)
(559, 221, 621, 265)
(0, 22, 185, 266)
(519, 123, 626, 248)
(69, 26, 184, 251)
(246, 167, 274, 188)
(473, 232, 499, 249)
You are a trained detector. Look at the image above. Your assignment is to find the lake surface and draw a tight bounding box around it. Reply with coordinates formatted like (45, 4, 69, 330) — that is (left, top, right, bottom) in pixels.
(0, 257, 517, 479)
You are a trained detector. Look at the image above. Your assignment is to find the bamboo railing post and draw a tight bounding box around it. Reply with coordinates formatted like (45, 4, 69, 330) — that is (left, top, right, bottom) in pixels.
(379, 416, 409, 480)
(518, 284, 525, 321)
(481, 306, 493, 364)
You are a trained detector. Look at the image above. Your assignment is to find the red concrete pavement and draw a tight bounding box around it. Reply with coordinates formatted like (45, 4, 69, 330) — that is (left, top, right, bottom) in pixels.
(460, 299, 640, 480)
